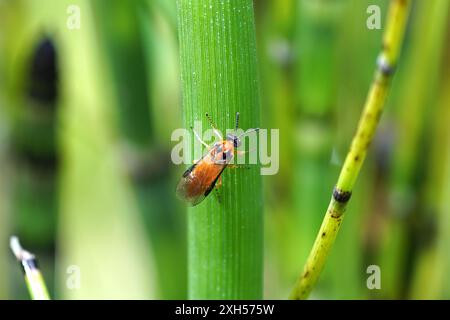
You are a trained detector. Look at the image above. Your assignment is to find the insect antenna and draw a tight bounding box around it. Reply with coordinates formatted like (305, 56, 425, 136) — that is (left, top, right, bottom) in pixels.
(205, 112, 223, 140)
(235, 112, 240, 131)
(238, 128, 259, 138)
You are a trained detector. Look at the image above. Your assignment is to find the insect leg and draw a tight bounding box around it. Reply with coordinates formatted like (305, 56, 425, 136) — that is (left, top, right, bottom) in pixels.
(212, 129, 223, 140)
(228, 164, 251, 170)
(234, 148, 255, 169)
(236, 148, 256, 155)
(191, 126, 210, 149)
(216, 175, 223, 187)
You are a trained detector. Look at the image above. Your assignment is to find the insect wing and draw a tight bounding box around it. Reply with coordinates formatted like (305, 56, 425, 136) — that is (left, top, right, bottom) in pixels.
(176, 159, 225, 206)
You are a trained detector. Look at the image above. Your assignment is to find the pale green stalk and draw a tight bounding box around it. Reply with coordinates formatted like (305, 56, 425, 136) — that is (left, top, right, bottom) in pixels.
(10, 236, 50, 300)
(290, 0, 412, 300)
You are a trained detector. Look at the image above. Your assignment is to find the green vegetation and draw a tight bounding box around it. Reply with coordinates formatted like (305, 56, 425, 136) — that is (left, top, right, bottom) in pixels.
(10, 236, 50, 300)
(290, 0, 412, 299)
(1, 0, 449, 300)
(177, 0, 263, 299)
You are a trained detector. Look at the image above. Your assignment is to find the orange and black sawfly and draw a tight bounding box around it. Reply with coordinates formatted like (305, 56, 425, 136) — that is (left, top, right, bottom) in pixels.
(176, 112, 258, 206)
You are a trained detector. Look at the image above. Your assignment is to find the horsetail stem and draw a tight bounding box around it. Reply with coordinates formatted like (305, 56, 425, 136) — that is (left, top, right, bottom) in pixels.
(10, 236, 50, 300)
(290, 0, 412, 300)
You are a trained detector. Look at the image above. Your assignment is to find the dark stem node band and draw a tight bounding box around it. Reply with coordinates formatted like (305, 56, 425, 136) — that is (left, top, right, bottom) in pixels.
(376, 54, 395, 76)
(21, 258, 39, 274)
(333, 187, 352, 203)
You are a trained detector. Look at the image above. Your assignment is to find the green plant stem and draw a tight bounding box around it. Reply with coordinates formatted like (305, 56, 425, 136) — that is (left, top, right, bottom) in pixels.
(289, 0, 411, 300)
(257, 0, 297, 296)
(293, 0, 344, 297)
(410, 2, 450, 297)
(57, 0, 155, 299)
(10, 236, 50, 300)
(381, 0, 449, 298)
(177, 0, 263, 299)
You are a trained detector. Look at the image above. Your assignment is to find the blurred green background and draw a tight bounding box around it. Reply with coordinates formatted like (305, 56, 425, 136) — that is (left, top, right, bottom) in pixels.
(0, 0, 449, 299)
